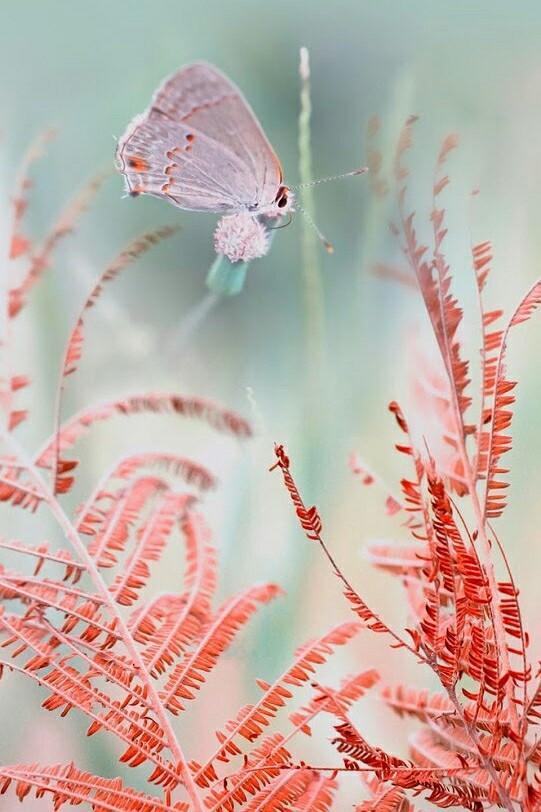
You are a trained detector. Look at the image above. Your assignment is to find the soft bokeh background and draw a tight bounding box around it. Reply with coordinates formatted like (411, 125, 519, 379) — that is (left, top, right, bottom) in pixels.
(1, 1, 541, 807)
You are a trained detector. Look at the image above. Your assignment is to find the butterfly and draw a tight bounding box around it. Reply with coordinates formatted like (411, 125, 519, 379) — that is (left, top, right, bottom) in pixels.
(116, 61, 294, 219)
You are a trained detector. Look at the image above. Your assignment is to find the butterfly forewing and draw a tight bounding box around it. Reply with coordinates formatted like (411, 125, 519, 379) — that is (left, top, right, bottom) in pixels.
(117, 62, 283, 213)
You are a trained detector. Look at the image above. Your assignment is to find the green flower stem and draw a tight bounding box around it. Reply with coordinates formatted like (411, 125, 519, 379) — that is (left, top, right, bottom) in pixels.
(206, 253, 250, 296)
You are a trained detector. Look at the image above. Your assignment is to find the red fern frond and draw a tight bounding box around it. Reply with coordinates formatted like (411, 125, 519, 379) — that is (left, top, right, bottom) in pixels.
(481, 278, 541, 519)
(364, 541, 427, 574)
(109, 492, 192, 606)
(409, 728, 490, 791)
(409, 728, 524, 808)
(114, 452, 217, 492)
(471, 241, 504, 464)
(289, 670, 379, 736)
(333, 722, 487, 810)
(349, 454, 403, 516)
(387, 402, 435, 542)
(79, 475, 167, 567)
(1, 593, 198, 792)
(0, 762, 188, 811)
(291, 773, 337, 811)
(271, 444, 421, 656)
(391, 129, 477, 504)
(48, 223, 176, 491)
(243, 768, 316, 811)
(527, 671, 541, 726)
(36, 392, 252, 494)
(204, 734, 293, 811)
(381, 683, 516, 739)
(0, 538, 85, 582)
(423, 717, 519, 772)
(393, 115, 419, 183)
(332, 720, 407, 772)
(357, 774, 415, 811)
(161, 584, 282, 715)
(193, 623, 363, 786)
(403, 196, 472, 451)
(9, 171, 108, 318)
(0, 474, 43, 511)
(7, 129, 56, 284)
(205, 671, 376, 810)
(134, 510, 217, 675)
(61, 226, 179, 381)
(509, 280, 541, 327)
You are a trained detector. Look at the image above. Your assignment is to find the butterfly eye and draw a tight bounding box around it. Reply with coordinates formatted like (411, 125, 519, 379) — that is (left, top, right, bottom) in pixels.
(274, 185, 289, 209)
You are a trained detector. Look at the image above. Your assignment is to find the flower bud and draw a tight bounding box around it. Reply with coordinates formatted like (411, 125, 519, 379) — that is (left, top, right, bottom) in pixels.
(214, 214, 269, 263)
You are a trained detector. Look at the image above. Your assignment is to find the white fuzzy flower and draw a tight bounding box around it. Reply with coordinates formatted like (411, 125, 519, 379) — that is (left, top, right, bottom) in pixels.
(214, 213, 269, 263)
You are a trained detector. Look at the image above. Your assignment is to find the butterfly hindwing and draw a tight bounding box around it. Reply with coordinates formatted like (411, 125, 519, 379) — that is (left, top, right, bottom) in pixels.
(117, 62, 283, 213)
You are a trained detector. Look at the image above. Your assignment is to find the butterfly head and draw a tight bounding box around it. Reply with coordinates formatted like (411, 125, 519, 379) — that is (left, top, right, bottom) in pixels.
(253, 185, 294, 218)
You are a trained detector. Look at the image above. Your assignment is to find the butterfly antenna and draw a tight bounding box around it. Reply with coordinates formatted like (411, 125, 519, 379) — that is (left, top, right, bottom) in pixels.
(291, 166, 368, 191)
(294, 201, 334, 254)
(291, 167, 368, 252)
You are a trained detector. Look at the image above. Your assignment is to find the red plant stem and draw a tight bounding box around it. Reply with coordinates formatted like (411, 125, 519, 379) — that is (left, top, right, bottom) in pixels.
(0, 426, 204, 812)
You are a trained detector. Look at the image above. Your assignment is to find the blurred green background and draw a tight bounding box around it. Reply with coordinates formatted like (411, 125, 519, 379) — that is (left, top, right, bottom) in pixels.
(2, 1, 541, 807)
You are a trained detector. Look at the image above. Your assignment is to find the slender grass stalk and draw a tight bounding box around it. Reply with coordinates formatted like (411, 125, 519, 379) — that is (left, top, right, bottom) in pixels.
(298, 47, 327, 388)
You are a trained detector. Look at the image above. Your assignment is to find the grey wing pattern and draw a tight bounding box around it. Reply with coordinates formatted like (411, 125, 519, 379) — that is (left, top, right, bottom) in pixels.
(116, 62, 283, 213)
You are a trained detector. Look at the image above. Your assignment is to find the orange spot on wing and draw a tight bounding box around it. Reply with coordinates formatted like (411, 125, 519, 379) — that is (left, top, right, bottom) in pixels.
(186, 133, 195, 142)
(128, 156, 149, 172)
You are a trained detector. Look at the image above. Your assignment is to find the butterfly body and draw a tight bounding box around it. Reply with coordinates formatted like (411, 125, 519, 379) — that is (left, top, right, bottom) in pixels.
(117, 62, 294, 220)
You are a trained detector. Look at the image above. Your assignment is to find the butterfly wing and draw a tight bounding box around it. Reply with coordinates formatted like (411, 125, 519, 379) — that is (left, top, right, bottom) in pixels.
(117, 62, 283, 213)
